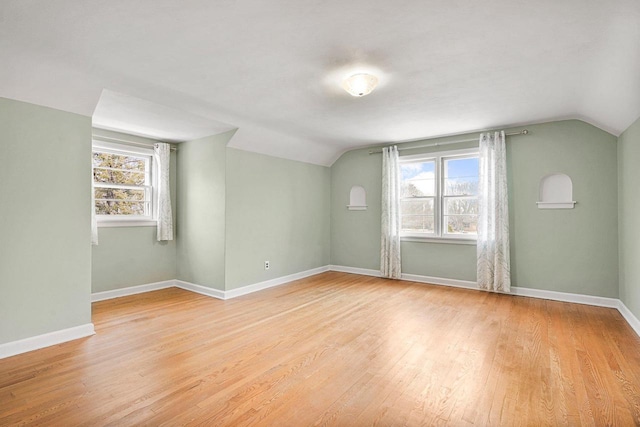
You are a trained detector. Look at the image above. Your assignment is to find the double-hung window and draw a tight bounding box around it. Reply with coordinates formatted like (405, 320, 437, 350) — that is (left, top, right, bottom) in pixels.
(400, 148, 479, 242)
(92, 141, 156, 226)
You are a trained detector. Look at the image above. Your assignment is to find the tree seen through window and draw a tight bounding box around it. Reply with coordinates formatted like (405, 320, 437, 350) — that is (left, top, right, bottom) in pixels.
(93, 151, 151, 216)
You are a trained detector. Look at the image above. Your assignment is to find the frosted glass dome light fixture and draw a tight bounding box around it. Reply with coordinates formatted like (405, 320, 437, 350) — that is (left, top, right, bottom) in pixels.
(342, 73, 379, 97)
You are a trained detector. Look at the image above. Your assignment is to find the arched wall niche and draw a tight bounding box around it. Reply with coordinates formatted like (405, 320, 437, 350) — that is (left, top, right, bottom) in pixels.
(347, 185, 367, 210)
(536, 173, 576, 209)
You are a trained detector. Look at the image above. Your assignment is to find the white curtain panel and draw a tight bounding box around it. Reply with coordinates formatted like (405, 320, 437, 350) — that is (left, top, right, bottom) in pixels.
(154, 143, 174, 241)
(380, 146, 402, 279)
(477, 131, 511, 292)
(91, 166, 99, 246)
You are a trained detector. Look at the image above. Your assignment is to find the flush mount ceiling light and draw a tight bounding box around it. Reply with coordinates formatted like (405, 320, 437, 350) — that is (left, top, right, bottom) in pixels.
(342, 73, 379, 97)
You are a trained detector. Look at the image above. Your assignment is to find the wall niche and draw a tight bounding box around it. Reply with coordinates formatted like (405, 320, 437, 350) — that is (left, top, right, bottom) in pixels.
(347, 185, 367, 210)
(536, 173, 576, 209)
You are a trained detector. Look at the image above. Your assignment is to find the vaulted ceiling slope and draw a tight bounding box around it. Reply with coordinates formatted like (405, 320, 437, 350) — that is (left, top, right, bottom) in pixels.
(1, 1, 639, 166)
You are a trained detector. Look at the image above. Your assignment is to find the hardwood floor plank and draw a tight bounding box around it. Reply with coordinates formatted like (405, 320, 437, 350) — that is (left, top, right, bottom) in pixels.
(1, 272, 639, 426)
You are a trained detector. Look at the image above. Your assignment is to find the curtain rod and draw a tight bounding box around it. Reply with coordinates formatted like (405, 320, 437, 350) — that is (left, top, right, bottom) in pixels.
(92, 134, 178, 151)
(368, 129, 529, 155)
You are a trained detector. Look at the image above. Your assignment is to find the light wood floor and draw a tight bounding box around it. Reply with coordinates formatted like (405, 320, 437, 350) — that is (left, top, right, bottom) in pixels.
(2, 272, 640, 426)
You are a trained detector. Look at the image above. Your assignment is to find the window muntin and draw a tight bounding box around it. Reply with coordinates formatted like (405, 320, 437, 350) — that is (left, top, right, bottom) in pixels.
(92, 143, 154, 222)
(400, 149, 479, 240)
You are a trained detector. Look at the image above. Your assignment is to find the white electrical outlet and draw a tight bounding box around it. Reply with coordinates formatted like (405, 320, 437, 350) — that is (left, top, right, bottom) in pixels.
(265, 261, 270, 270)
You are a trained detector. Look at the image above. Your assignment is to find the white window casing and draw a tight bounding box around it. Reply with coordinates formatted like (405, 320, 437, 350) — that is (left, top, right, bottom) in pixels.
(399, 147, 479, 244)
(92, 140, 157, 227)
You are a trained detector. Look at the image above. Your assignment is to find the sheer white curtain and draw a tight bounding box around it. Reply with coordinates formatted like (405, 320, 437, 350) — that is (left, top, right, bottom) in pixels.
(477, 131, 510, 292)
(155, 143, 173, 241)
(380, 146, 402, 279)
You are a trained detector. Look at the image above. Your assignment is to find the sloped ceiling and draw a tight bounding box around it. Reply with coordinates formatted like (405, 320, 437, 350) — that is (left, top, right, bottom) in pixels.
(92, 90, 236, 142)
(1, 0, 639, 166)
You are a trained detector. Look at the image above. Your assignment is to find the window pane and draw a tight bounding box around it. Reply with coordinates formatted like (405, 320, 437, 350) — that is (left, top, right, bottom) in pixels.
(402, 215, 435, 233)
(93, 152, 146, 171)
(444, 197, 478, 215)
(401, 198, 434, 233)
(401, 161, 435, 197)
(95, 188, 147, 202)
(444, 215, 478, 235)
(95, 200, 148, 216)
(94, 168, 146, 185)
(92, 148, 153, 219)
(401, 198, 434, 215)
(444, 157, 479, 196)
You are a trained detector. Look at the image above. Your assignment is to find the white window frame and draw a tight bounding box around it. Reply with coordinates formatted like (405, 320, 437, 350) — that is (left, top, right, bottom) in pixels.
(92, 140, 157, 227)
(400, 147, 479, 245)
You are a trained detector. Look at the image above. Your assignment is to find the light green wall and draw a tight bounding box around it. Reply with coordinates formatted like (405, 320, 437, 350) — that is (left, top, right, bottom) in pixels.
(91, 227, 176, 292)
(508, 121, 618, 296)
(224, 148, 331, 290)
(331, 120, 619, 297)
(330, 148, 382, 271)
(176, 131, 234, 290)
(618, 115, 640, 319)
(402, 242, 477, 280)
(0, 97, 92, 344)
(91, 130, 177, 293)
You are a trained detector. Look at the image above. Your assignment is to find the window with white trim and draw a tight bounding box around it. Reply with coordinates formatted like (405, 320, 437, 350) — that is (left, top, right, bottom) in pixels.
(400, 148, 479, 240)
(92, 141, 156, 225)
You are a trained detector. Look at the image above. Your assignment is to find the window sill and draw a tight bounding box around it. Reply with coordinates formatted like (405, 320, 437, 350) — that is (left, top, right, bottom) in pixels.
(401, 236, 477, 245)
(97, 220, 157, 228)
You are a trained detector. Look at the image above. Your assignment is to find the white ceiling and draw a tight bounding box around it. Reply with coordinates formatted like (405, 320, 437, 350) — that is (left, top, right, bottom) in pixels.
(1, 0, 639, 166)
(92, 90, 235, 142)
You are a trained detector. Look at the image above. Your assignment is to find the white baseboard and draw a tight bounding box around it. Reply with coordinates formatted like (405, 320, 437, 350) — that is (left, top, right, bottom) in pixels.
(328, 265, 618, 306)
(618, 301, 640, 338)
(175, 280, 226, 300)
(91, 280, 175, 302)
(328, 264, 639, 338)
(91, 267, 330, 304)
(328, 265, 477, 290)
(225, 266, 330, 299)
(0, 323, 95, 360)
(175, 266, 330, 300)
(511, 286, 619, 308)
(401, 273, 477, 290)
(329, 265, 477, 289)
(329, 265, 380, 277)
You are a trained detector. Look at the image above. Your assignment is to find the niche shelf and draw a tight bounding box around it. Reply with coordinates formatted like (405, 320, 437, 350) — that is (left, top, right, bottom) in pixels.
(347, 185, 367, 210)
(536, 173, 576, 209)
